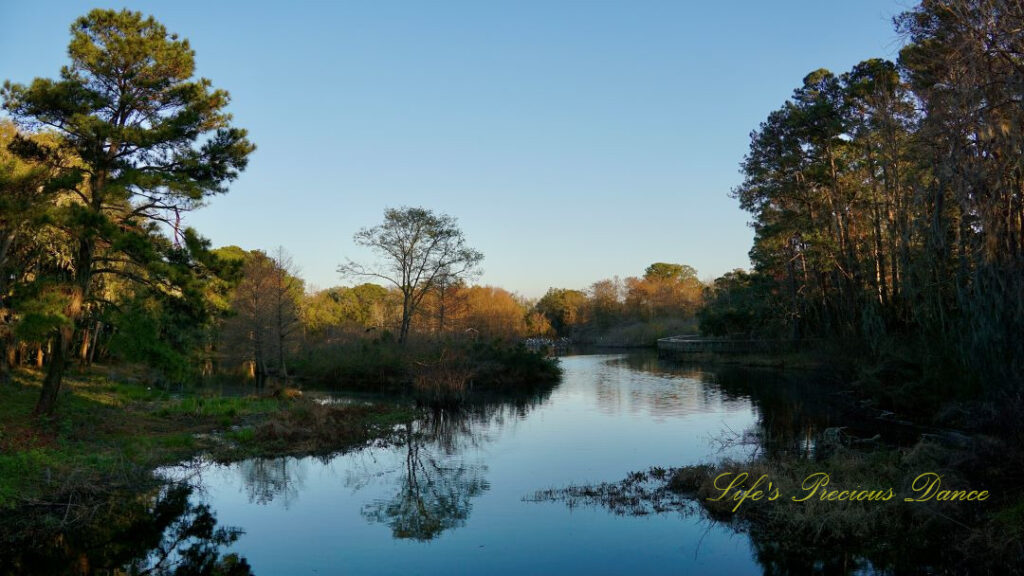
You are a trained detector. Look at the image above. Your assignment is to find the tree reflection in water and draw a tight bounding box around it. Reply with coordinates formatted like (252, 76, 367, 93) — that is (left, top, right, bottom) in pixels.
(361, 419, 489, 541)
(552, 354, 948, 574)
(612, 353, 920, 458)
(0, 483, 251, 575)
(236, 456, 305, 508)
(360, 392, 551, 541)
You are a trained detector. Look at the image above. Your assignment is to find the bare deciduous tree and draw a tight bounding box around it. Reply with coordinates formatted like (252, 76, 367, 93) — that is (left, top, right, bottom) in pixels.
(339, 207, 483, 344)
(222, 248, 301, 386)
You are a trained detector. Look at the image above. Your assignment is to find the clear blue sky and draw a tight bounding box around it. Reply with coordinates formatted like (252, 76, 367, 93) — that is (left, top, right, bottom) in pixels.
(1, 1, 906, 298)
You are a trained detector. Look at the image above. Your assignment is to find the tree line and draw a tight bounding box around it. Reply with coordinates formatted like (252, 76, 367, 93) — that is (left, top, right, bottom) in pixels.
(12, 2, 1012, 417)
(534, 262, 704, 344)
(702, 0, 1024, 395)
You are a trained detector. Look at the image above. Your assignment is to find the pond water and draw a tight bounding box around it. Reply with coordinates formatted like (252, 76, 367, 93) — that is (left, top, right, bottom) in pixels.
(159, 353, 871, 575)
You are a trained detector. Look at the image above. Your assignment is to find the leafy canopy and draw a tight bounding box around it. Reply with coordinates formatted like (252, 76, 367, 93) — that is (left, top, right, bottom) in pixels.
(2, 8, 254, 214)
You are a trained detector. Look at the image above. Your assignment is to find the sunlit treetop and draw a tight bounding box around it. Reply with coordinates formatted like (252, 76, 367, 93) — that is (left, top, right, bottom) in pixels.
(2, 8, 254, 211)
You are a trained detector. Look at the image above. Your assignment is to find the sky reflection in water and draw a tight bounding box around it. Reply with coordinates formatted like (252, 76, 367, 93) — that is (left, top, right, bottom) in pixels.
(183, 354, 765, 575)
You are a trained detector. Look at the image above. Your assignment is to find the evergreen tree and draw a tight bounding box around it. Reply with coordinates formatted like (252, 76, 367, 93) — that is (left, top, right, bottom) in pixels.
(2, 9, 254, 414)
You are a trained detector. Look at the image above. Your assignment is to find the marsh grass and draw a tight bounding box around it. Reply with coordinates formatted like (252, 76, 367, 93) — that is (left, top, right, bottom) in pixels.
(530, 436, 1024, 572)
(154, 395, 282, 419)
(247, 402, 414, 456)
(411, 348, 475, 405)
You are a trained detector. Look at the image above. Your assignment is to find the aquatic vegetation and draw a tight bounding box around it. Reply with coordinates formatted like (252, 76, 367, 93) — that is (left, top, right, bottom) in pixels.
(530, 434, 1024, 573)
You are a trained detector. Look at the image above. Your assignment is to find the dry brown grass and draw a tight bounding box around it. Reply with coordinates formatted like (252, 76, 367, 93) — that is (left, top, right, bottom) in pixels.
(250, 401, 411, 455)
(530, 435, 1024, 571)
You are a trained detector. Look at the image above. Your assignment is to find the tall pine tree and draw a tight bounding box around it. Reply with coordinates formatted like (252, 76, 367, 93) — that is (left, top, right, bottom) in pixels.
(2, 9, 254, 414)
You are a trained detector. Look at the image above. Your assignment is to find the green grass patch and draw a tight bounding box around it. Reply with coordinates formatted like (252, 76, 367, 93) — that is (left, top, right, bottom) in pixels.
(0, 449, 60, 505)
(224, 427, 256, 445)
(0, 366, 418, 508)
(153, 395, 281, 419)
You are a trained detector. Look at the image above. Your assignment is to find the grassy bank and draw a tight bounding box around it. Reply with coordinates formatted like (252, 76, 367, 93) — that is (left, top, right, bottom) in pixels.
(0, 338, 561, 508)
(0, 368, 415, 510)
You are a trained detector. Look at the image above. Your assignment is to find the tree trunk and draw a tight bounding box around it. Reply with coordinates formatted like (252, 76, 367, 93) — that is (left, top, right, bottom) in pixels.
(87, 322, 101, 365)
(4, 341, 14, 376)
(399, 293, 413, 344)
(278, 351, 288, 381)
(276, 306, 288, 380)
(438, 293, 447, 334)
(35, 328, 71, 416)
(0, 302, 11, 383)
(79, 324, 91, 366)
(0, 336, 10, 384)
(36, 229, 91, 413)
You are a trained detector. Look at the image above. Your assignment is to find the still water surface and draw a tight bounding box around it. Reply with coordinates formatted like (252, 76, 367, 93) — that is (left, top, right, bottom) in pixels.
(175, 354, 800, 574)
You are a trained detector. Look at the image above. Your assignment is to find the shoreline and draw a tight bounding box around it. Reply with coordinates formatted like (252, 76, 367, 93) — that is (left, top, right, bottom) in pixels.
(0, 368, 418, 513)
